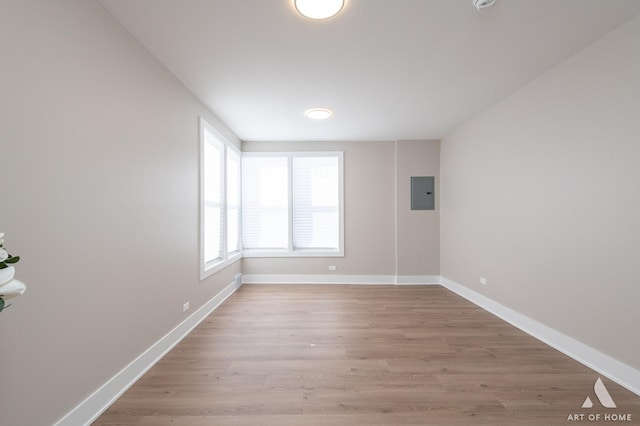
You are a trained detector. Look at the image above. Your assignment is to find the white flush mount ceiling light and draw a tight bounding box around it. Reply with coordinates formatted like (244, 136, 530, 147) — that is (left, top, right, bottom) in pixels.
(295, 0, 345, 20)
(305, 108, 333, 120)
(474, 0, 496, 10)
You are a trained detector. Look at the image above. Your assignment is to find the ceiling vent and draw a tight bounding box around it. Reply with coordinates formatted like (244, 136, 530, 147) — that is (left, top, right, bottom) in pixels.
(474, 0, 496, 10)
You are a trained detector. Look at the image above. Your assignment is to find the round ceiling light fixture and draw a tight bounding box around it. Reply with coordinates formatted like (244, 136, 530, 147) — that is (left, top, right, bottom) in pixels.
(295, 0, 345, 20)
(473, 0, 496, 10)
(305, 108, 333, 120)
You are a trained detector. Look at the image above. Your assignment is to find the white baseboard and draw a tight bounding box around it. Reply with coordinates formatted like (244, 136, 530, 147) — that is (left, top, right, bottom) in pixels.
(439, 275, 640, 397)
(241, 274, 442, 285)
(395, 275, 441, 285)
(54, 275, 244, 426)
(242, 274, 397, 285)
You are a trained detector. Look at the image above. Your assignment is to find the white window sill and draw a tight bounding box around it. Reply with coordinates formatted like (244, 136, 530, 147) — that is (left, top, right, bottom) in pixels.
(242, 249, 344, 258)
(201, 251, 242, 280)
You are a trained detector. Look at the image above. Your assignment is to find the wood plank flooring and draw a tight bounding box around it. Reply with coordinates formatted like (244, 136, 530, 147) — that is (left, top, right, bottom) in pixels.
(95, 285, 640, 425)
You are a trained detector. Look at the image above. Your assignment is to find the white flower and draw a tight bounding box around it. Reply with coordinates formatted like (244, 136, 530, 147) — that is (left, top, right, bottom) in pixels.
(0, 232, 4, 246)
(0, 248, 7, 263)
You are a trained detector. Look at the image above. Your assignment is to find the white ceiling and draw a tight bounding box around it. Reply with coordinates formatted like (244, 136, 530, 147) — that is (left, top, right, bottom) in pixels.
(99, 0, 640, 141)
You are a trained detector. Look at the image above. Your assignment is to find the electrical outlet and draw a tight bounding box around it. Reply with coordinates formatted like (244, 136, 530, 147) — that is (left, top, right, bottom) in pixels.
(328, 265, 337, 271)
(183, 301, 190, 312)
(480, 277, 487, 285)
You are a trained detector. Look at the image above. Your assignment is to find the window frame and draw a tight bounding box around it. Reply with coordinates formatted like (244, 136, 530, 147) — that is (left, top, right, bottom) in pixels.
(199, 117, 242, 280)
(241, 151, 344, 258)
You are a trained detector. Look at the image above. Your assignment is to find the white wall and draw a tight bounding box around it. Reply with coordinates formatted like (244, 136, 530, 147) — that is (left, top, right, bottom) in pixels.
(396, 140, 440, 276)
(441, 15, 640, 370)
(0, 1, 240, 425)
(241, 140, 442, 280)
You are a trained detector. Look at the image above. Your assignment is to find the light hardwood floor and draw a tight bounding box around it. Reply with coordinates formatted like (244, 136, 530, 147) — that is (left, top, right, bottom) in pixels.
(95, 285, 640, 425)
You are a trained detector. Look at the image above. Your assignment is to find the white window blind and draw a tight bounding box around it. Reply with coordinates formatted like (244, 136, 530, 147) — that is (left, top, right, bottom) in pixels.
(203, 133, 224, 264)
(226, 148, 241, 254)
(292, 156, 340, 250)
(242, 152, 343, 256)
(242, 156, 289, 250)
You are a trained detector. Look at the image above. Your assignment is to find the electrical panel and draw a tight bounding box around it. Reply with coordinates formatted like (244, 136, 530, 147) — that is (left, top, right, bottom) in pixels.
(411, 176, 435, 210)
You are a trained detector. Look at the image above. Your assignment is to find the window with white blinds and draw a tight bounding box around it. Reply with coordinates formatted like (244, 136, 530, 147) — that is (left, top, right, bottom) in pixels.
(202, 135, 223, 264)
(226, 148, 241, 254)
(200, 118, 242, 279)
(292, 156, 340, 250)
(242, 152, 344, 257)
(241, 156, 289, 250)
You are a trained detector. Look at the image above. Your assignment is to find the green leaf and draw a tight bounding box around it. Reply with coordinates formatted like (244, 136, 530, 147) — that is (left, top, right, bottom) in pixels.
(0, 263, 7, 269)
(0, 298, 4, 313)
(5, 256, 20, 264)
